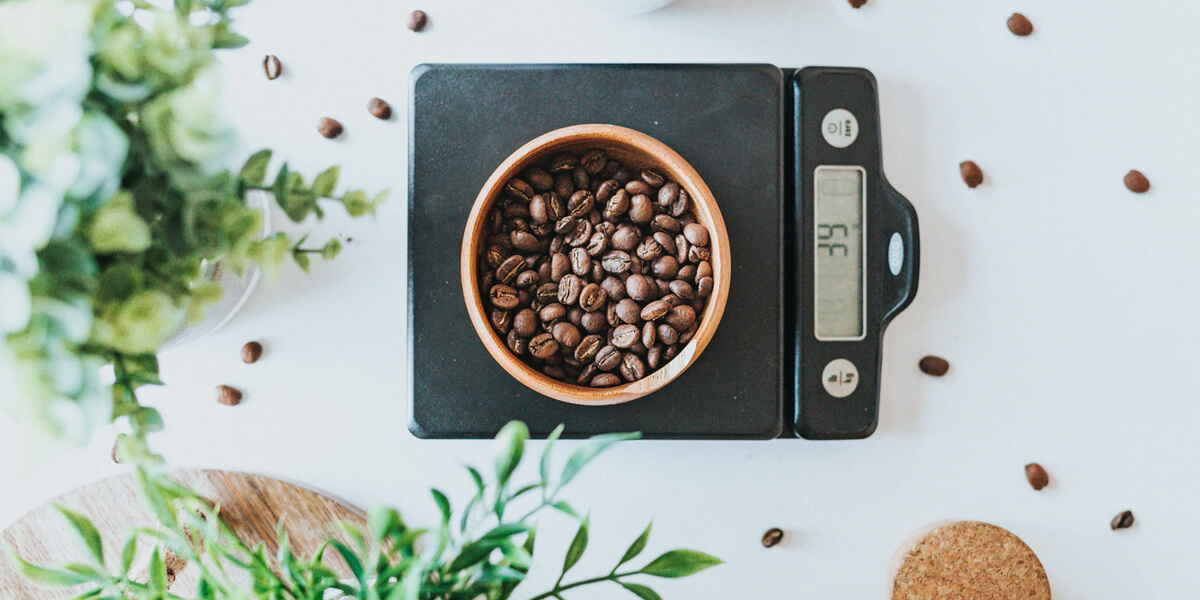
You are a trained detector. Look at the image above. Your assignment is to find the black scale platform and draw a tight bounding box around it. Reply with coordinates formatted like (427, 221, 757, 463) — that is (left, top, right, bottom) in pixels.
(408, 64, 789, 439)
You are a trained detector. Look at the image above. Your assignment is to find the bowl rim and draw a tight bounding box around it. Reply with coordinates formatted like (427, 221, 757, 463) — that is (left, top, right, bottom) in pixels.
(460, 124, 731, 406)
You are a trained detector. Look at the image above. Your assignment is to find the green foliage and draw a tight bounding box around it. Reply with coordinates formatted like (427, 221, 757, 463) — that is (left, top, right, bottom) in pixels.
(14, 423, 720, 600)
(0, 0, 386, 459)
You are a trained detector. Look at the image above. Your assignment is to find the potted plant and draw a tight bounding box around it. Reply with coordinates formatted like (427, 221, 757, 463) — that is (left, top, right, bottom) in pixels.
(0, 0, 385, 463)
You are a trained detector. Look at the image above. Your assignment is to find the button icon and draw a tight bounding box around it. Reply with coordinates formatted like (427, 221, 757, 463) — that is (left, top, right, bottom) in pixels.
(888, 232, 904, 276)
(821, 358, 859, 398)
(821, 108, 859, 149)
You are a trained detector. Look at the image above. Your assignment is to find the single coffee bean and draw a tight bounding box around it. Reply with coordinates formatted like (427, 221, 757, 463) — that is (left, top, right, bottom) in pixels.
(565, 218, 593, 247)
(367, 97, 392, 120)
(1124, 170, 1150, 193)
(665, 344, 680, 360)
(612, 324, 640, 348)
(549, 153, 578, 173)
(959, 160, 984, 188)
(625, 180, 653, 196)
(506, 178, 534, 202)
(576, 363, 599, 385)
(511, 230, 540, 252)
(554, 172, 574, 198)
(762, 528, 784, 548)
(317, 117, 343, 139)
(636, 236, 664, 261)
(642, 321, 657, 348)
(558, 274, 583, 305)
(579, 283, 607, 312)
(507, 330, 528, 355)
(657, 182, 680, 207)
(641, 300, 670, 321)
(497, 255, 525, 283)
(675, 234, 690, 264)
(513, 309, 538, 337)
(697, 276, 714, 298)
(529, 333, 559, 358)
(647, 345, 664, 369)
(535, 283, 558, 304)
(490, 308, 513, 334)
(688, 244, 711, 264)
(539, 302, 566, 325)
(658, 323, 679, 346)
(489, 284, 520, 310)
(505, 202, 531, 220)
(595, 345, 622, 371)
(586, 232, 608, 256)
(485, 245, 507, 269)
(616, 298, 642, 324)
(640, 169, 666, 188)
(611, 224, 640, 250)
(626, 274, 655, 301)
(567, 306, 585, 327)
(549, 253, 569, 282)
(579, 148, 607, 175)
(581, 311, 606, 333)
(659, 292, 680, 307)
(847, 0, 866, 8)
(546, 193, 567, 220)
(1007, 12, 1033, 36)
(652, 214, 681, 234)
(669, 280, 696, 301)
(543, 365, 566, 378)
(665, 305, 696, 330)
(597, 179, 620, 202)
(629, 194, 654, 224)
(407, 9, 428, 31)
(670, 189, 690, 217)
(1025, 463, 1049, 491)
(524, 168, 554, 191)
(568, 190, 595, 217)
(619, 352, 647, 381)
(653, 231, 677, 256)
(591, 373, 622, 387)
(611, 166, 634, 184)
(919, 355, 951, 377)
(679, 323, 698, 345)
(1110, 510, 1135, 530)
(600, 276, 626, 300)
(696, 260, 713, 282)
(552, 322, 582, 348)
(241, 341, 264, 364)
(652, 255, 680, 280)
(515, 270, 541, 289)
(683, 223, 710, 247)
(215, 385, 243, 406)
(570, 247, 592, 276)
(601, 250, 632, 274)
(263, 55, 283, 80)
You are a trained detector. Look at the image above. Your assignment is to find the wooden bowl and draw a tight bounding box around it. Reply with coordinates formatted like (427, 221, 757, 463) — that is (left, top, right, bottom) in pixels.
(461, 124, 731, 405)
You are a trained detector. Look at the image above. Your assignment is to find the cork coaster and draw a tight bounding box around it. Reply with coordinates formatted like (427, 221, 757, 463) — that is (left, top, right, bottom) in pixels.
(890, 521, 1051, 600)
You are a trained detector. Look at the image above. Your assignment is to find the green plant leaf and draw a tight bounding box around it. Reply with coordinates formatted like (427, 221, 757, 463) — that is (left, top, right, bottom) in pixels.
(240, 150, 272, 187)
(331, 541, 365, 585)
(480, 523, 533, 542)
(619, 582, 663, 600)
(540, 424, 565, 485)
(5, 549, 94, 587)
(551, 501, 580, 519)
(321, 238, 342, 260)
(561, 515, 589, 576)
(369, 507, 403, 542)
(312, 166, 340, 197)
(54, 505, 105, 567)
(293, 250, 312, 272)
(494, 421, 529, 486)
(447, 540, 494, 572)
(560, 432, 640, 488)
(431, 489, 451, 524)
(342, 190, 371, 217)
(616, 522, 652, 569)
(148, 547, 166, 592)
(120, 536, 137, 573)
(637, 550, 723, 579)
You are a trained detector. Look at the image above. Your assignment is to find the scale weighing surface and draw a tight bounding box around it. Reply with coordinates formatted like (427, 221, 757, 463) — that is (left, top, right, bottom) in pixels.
(407, 64, 918, 440)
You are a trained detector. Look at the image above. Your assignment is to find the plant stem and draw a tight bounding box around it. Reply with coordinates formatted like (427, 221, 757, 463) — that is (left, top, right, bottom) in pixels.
(525, 571, 636, 600)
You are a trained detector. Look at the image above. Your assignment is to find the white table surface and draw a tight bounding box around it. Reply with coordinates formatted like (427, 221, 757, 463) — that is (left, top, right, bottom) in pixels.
(4, 0, 1199, 597)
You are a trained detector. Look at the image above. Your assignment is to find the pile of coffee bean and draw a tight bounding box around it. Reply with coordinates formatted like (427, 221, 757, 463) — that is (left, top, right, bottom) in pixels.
(477, 149, 716, 387)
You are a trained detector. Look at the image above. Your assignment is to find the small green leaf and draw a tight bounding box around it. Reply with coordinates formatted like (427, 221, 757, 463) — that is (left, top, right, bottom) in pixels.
(447, 541, 494, 572)
(494, 421, 529, 486)
(321, 238, 342, 260)
(617, 522, 653, 569)
(619, 582, 663, 600)
(148, 547, 166, 592)
(54, 506, 105, 567)
(292, 250, 312, 272)
(431, 489, 451, 524)
(369, 507, 402, 541)
(342, 190, 371, 217)
(120, 536, 137, 573)
(562, 515, 589, 576)
(638, 550, 723, 578)
(214, 30, 250, 49)
(370, 190, 390, 211)
(467, 466, 485, 493)
(5, 549, 93, 587)
(312, 166, 340, 197)
(561, 432, 640, 487)
(240, 150, 272, 187)
(540, 424, 565, 485)
(551, 501, 580, 519)
(480, 523, 533, 541)
(330, 541, 365, 585)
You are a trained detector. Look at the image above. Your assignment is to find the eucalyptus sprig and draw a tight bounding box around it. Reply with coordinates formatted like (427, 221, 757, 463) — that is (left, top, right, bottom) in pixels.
(9, 422, 722, 600)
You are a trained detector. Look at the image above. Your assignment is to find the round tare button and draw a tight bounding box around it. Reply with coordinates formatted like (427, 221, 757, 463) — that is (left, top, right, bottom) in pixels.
(821, 108, 859, 148)
(821, 358, 859, 398)
(888, 232, 904, 275)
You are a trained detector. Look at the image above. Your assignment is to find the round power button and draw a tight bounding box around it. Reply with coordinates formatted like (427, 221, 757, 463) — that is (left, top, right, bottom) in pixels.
(821, 358, 859, 398)
(821, 108, 859, 149)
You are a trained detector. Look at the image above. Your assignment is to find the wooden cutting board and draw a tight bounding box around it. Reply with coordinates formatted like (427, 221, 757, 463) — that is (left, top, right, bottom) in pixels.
(0, 469, 367, 599)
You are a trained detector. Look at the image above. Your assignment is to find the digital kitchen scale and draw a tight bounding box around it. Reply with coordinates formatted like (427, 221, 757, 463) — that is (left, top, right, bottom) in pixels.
(408, 64, 919, 440)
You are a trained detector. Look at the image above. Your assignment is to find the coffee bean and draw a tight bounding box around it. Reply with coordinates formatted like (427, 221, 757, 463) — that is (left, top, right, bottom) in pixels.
(652, 255, 680, 280)
(636, 236, 664, 261)
(539, 303, 566, 325)
(570, 247, 592, 276)
(568, 307, 585, 327)
(407, 9, 428, 31)
(317, 117, 343, 139)
(241, 341, 263, 364)
(215, 385, 243, 406)
(535, 283, 558, 304)
(515, 270, 540, 288)
(641, 321, 657, 348)
(581, 311, 606, 333)
(601, 250, 632, 274)
(762, 528, 784, 548)
(641, 300, 670, 321)
(646, 346, 663, 369)
(586, 232, 608, 256)
(629, 194, 654, 224)
(669, 280, 696, 301)
(665, 305, 696, 330)
(625, 274, 655, 301)
(615, 298, 641, 324)
(367, 97, 392, 120)
(665, 344, 680, 360)
(696, 260, 713, 282)
(489, 284, 520, 310)
(506, 178, 534, 203)
(554, 172, 573, 198)
(1124, 170, 1150, 193)
(670, 189, 690, 217)
(683, 223, 710, 247)
(595, 345, 622, 371)
(619, 352, 647, 381)
(558, 274, 583, 305)
(652, 214, 681, 234)
(529, 333, 559, 358)
(959, 161, 984, 188)
(579, 283, 607, 312)
(696, 276, 714, 298)
(1110, 510, 1135, 530)
(507, 330, 528, 355)
(263, 55, 282, 80)
(1007, 13, 1033, 36)
(543, 365, 566, 378)
(552, 322, 582, 348)
(568, 190, 595, 217)
(513, 309, 538, 337)
(688, 244, 711, 264)
(659, 292, 680, 307)
(490, 308, 512, 334)
(625, 180, 653, 196)
(1025, 463, 1049, 491)
(919, 355, 950, 377)
(675, 234, 690, 264)
(497, 255, 525, 283)
(657, 182, 680, 207)
(549, 153, 578, 173)
(575, 334, 604, 361)
(657, 323, 679, 346)
(612, 324, 640, 348)
(565, 218, 593, 247)
(578, 148, 607, 175)
(611, 224, 640, 250)
(511, 230, 540, 252)
(591, 373, 622, 387)
(640, 170, 666, 188)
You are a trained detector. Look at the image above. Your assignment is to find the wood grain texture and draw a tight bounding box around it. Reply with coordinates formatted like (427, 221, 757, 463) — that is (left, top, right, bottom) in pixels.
(461, 123, 732, 406)
(0, 469, 366, 599)
(889, 521, 1051, 600)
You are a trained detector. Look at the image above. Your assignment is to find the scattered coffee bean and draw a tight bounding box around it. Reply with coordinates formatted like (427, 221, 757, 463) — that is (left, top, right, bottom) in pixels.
(1007, 13, 1033, 36)
(1124, 170, 1150, 193)
(215, 385, 243, 406)
(762, 528, 784, 548)
(959, 161, 984, 188)
(241, 341, 264, 364)
(1024, 463, 1049, 491)
(317, 117, 343, 139)
(919, 355, 950, 377)
(407, 9, 428, 32)
(262, 55, 282, 80)
(477, 150, 716, 386)
(367, 97, 392, 120)
(1110, 510, 1135, 530)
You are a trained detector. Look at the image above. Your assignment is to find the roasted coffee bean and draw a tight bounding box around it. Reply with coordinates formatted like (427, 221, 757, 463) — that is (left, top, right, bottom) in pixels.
(367, 97, 392, 120)
(1025, 463, 1050, 491)
(612, 324, 640, 348)
(506, 178, 534, 202)
(652, 255, 680, 280)
(554, 172, 574, 198)
(539, 302, 567, 325)
(216, 385, 243, 406)
(657, 182, 681, 207)
(573, 167, 590, 192)
(529, 195, 549, 223)
(601, 250, 632, 274)
(241, 341, 264, 364)
(581, 310, 606, 333)
(575, 334, 604, 362)
(657, 323, 679, 346)
(568, 307, 585, 326)
(549, 252, 569, 282)
(543, 365, 566, 378)
(580, 148, 608, 175)
(407, 9, 428, 31)
(654, 231, 677, 256)
(547, 193, 568, 220)
(558, 274, 583, 305)
(600, 276, 626, 300)
(570, 247, 592, 276)
(579, 283, 607, 312)
(507, 330, 528, 355)
(515, 270, 541, 288)
(552, 322, 582, 348)
(586, 232, 608, 256)
(652, 214, 681, 234)
(490, 308, 512, 334)
(647, 345, 664, 369)
(529, 333, 558, 358)
(611, 224, 640, 250)
(595, 345, 622, 371)
(591, 373, 622, 387)
(669, 280, 696, 301)
(606, 301, 622, 327)
(688, 244, 711, 263)
(683, 223, 710, 247)
(604, 190, 631, 220)
(762, 528, 784, 548)
(317, 117, 343, 139)
(659, 292, 680, 307)
(522, 254, 540, 269)
(696, 260, 713, 282)
(490, 284, 520, 310)
(549, 153, 578, 173)
(636, 236, 664, 261)
(597, 179, 621, 202)
(565, 219, 593, 247)
(1111, 510, 1135, 530)
(619, 352, 647, 381)
(497, 255, 525, 283)
(675, 234, 690, 264)
(616, 298, 642, 324)
(665, 305, 696, 331)
(544, 355, 562, 366)
(568, 190, 595, 218)
(576, 363, 599, 385)
(536, 283, 559, 304)
(611, 166, 634, 184)
(1007, 12, 1033, 36)
(848, 0, 867, 7)
(263, 55, 283, 80)
(511, 230, 540, 252)
(697, 276, 714, 298)
(505, 202, 532, 220)
(679, 323, 698, 345)
(919, 355, 951, 376)
(1124, 170, 1150, 193)
(625, 180, 653, 196)
(670, 189, 690, 217)
(959, 161, 984, 188)
(626, 274, 656, 302)
(554, 215, 577, 235)
(525, 168, 554, 191)
(642, 321, 657, 348)
(513, 309, 539, 337)
(629, 194, 654, 224)
(665, 344, 680, 360)
(640, 169, 666, 188)
(641, 300, 670, 321)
